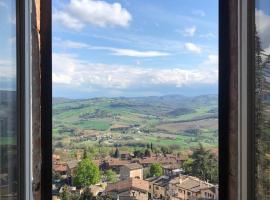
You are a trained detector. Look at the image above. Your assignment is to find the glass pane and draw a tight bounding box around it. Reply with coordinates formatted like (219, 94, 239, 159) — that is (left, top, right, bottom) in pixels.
(255, 0, 270, 199)
(0, 0, 18, 199)
(52, 1, 218, 199)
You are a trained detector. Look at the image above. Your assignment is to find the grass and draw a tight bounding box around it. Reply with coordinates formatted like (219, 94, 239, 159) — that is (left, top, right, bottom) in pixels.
(52, 95, 218, 154)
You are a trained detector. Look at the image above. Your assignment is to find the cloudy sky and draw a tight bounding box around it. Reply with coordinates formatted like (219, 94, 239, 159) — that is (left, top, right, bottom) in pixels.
(1, 0, 270, 98)
(52, 0, 219, 98)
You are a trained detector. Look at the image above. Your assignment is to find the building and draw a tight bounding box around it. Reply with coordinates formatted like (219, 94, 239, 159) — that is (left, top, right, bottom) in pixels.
(105, 178, 149, 200)
(147, 176, 170, 200)
(103, 158, 131, 172)
(53, 164, 70, 177)
(66, 160, 79, 177)
(137, 155, 182, 168)
(89, 185, 104, 197)
(166, 176, 217, 200)
(120, 163, 143, 180)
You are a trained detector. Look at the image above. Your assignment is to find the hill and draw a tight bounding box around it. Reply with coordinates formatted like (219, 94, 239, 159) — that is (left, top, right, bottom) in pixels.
(52, 94, 218, 153)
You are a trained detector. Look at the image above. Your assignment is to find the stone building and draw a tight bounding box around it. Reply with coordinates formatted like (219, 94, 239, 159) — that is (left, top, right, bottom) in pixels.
(105, 178, 149, 200)
(120, 163, 143, 180)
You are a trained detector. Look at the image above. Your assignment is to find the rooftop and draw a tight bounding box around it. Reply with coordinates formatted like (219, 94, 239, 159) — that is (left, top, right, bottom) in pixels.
(105, 178, 149, 193)
(122, 163, 143, 170)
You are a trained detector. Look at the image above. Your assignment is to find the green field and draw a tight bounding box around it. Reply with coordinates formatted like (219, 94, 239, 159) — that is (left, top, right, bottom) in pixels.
(53, 95, 218, 156)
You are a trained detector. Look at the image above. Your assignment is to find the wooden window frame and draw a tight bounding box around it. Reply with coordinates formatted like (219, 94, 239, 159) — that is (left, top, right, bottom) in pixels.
(37, 0, 257, 199)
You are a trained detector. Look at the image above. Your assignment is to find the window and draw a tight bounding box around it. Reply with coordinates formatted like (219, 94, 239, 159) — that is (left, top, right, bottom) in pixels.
(0, 1, 18, 198)
(1, 0, 260, 199)
(254, 0, 270, 199)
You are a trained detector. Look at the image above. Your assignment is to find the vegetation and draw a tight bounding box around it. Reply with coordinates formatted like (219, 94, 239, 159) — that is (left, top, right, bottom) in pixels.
(104, 170, 118, 183)
(53, 95, 218, 159)
(150, 163, 163, 177)
(59, 185, 72, 200)
(74, 158, 101, 187)
(182, 144, 218, 183)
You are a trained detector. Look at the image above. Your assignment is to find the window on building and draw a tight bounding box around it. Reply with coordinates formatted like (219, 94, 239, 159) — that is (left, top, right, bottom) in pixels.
(0, 0, 18, 198)
(51, 0, 219, 199)
(254, 0, 270, 199)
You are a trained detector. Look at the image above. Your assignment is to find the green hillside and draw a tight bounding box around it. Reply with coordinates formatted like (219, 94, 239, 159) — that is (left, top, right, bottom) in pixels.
(53, 95, 218, 153)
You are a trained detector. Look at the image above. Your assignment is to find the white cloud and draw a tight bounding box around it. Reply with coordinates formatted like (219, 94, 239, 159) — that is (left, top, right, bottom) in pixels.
(199, 32, 216, 39)
(204, 54, 218, 66)
(0, 59, 16, 78)
(256, 9, 270, 34)
(53, 10, 84, 30)
(256, 9, 270, 49)
(184, 43, 202, 53)
(192, 9, 206, 17)
(182, 26, 196, 37)
(53, 53, 217, 89)
(53, 38, 171, 58)
(110, 48, 170, 57)
(53, 0, 132, 30)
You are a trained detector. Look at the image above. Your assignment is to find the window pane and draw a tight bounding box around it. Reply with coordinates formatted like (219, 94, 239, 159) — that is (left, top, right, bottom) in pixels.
(0, 0, 18, 199)
(52, 1, 218, 199)
(255, 0, 270, 199)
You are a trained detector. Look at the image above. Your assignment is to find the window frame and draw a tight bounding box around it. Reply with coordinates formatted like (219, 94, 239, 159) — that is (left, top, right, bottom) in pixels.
(37, 0, 248, 199)
(40, 0, 52, 199)
(17, 0, 26, 198)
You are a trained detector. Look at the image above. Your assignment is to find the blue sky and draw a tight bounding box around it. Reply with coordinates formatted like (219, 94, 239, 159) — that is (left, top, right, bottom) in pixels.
(0, 0, 16, 91)
(1, 0, 270, 99)
(52, 0, 219, 98)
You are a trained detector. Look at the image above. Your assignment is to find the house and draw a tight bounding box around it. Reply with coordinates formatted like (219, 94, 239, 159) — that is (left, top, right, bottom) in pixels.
(163, 165, 183, 177)
(166, 176, 217, 200)
(66, 160, 80, 176)
(137, 155, 181, 168)
(104, 158, 131, 172)
(105, 178, 149, 200)
(89, 185, 105, 197)
(52, 154, 61, 164)
(146, 176, 170, 200)
(120, 163, 143, 180)
(120, 151, 133, 160)
(53, 164, 70, 177)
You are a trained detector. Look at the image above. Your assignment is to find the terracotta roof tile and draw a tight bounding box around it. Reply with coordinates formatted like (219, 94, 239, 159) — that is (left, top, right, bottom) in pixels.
(106, 178, 149, 193)
(122, 163, 143, 170)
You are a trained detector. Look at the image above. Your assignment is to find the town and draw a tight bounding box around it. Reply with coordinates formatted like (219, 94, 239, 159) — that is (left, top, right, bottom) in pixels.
(52, 145, 218, 200)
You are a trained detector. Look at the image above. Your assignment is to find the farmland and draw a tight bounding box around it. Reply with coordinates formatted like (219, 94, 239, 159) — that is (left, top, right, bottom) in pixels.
(53, 94, 218, 158)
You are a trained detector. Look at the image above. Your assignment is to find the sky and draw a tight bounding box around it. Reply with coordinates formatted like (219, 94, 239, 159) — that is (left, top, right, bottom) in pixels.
(0, 0, 16, 91)
(1, 0, 270, 99)
(52, 0, 219, 98)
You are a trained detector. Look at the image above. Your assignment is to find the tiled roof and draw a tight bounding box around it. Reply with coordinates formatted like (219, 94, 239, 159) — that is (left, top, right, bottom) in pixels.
(107, 158, 130, 166)
(122, 163, 143, 170)
(106, 178, 149, 193)
(53, 164, 68, 172)
(146, 176, 170, 187)
(67, 160, 79, 169)
(138, 156, 179, 165)
(177, 177, 214, 193)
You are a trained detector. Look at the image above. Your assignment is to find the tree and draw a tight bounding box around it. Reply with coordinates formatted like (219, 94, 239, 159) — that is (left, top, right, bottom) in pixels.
(83, 149, 88, 159)
(182, 143, 218, 183)
(133, 149, 144, 158)
(150, 143, 153, 151)
(60, 185, 72, 200)
(113, 148, 120, 158)
(80, 187, 94, 200)
(150, 163, 163, 177)
(104, 169, 118, 183)
(74, 158, 101, 187)
(160, 146, 172, 154)
(144, 149, 151, 157)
